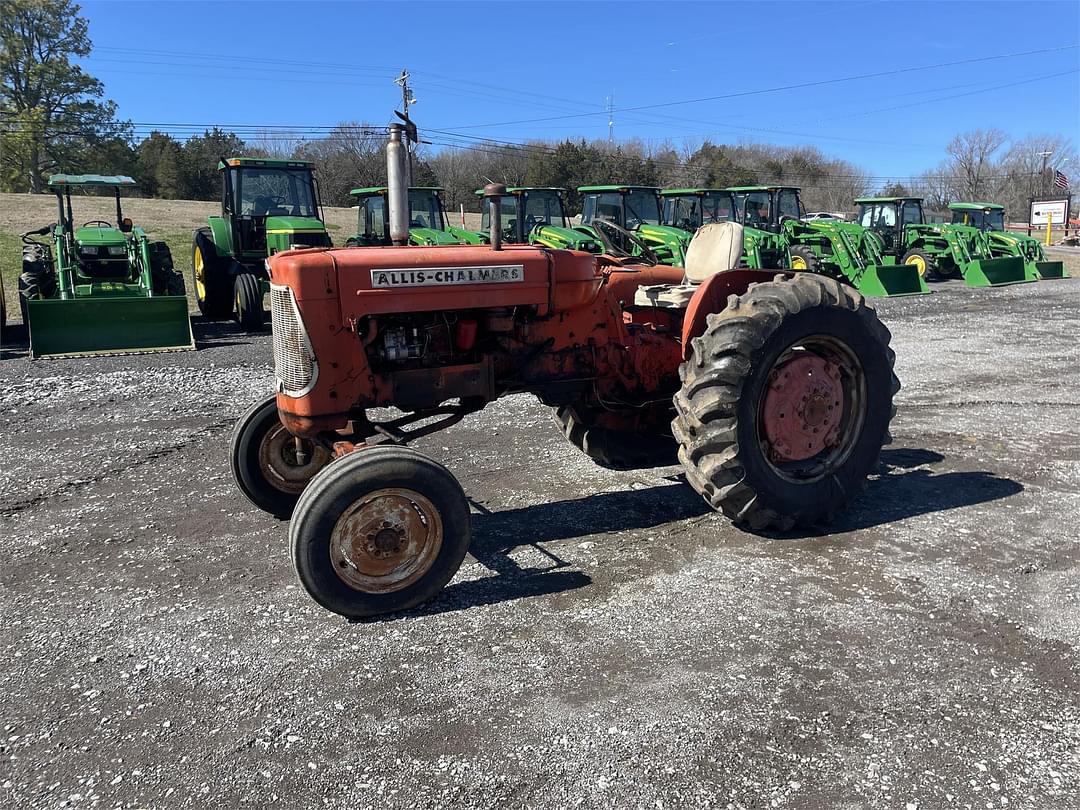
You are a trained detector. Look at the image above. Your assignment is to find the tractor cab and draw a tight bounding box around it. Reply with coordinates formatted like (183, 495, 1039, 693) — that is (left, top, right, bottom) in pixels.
(349, 186, 464, 246)
(727, 186, 805, 233)
(855, 197, 925, 253)
(661, 189, 737, 232)
(579, 185, 663, 230)
(948, 202, 1005, 232)
(473, 187, 600, 251)
(217, 158, 330, 259)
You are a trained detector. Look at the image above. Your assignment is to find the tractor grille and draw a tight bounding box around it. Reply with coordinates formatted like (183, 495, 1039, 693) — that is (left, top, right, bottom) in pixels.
(270, 285, 318, 396)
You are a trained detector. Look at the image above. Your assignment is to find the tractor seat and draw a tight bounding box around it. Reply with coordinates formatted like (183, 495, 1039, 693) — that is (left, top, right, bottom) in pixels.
(634, 221, 744, 308)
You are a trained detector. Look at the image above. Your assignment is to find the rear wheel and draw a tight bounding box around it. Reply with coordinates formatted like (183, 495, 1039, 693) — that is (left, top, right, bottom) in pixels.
(149, 242, 186, 295)
(554, 401, 677, 470)
(902, 248, 938, 281)
(234, 272, 265, 331)
(191, 229, 233, 318)
(230, 395, 332, 519)
(18, 245, 56, 323)
(788, 245, 819, 272)
(673, 273, 898, 531)
(290, 446, 471, 620)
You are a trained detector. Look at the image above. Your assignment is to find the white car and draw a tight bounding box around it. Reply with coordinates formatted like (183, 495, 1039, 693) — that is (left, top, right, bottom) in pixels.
(804, 212, 839, 221)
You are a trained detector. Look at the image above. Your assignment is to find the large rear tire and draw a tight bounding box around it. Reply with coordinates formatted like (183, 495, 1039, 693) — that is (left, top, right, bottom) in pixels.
(18, 244, 56, 323)
(191, 229, 233, 319)
(290, 446, 471, 620)
(672, 274, 898, 531)
(554, 402, 677, 470)
(230, 395, 331, 519)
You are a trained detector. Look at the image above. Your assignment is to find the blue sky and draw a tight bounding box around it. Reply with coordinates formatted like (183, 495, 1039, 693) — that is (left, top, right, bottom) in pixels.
(80, 0, 1079, 183)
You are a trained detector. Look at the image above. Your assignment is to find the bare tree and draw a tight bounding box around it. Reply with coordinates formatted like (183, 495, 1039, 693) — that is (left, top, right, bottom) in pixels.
(943, 129, 1007, 200)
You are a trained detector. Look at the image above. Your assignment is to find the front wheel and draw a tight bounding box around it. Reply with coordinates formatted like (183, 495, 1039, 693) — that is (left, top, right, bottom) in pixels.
(788, 245, 819, 272)
(234, 272, 265, 331)
(673, 274, 898, 531)
(230, 395, 331, 518)
(902, 248, 939, 281)
(290, 446, 472, 620)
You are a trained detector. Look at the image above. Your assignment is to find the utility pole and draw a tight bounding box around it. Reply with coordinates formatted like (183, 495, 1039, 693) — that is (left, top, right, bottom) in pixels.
(395, 69, 417, 184)
(605, 93, 615, 146)
(1037, 150, 1053, 197)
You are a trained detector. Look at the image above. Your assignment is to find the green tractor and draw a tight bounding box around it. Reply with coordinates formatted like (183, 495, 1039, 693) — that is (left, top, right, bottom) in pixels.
(855, 196, 1030, 287)
(348, 186, 481, 246)
(948, 202, 1066, 280)
(17, 174, 193, 359)
(192, 158, 331, 331)
(459, 186, 601, 251)
(576, 185, 690, 265)
(724, 186, 928, 297)
(660, 188, 738, 231)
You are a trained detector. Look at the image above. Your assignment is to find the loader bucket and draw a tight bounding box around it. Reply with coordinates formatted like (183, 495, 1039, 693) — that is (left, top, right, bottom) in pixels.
(26, 295, 194, 359)
(855, 263, 930, 297)
(1034, 260, 1067, 280)
(960, 256, 1031, 287)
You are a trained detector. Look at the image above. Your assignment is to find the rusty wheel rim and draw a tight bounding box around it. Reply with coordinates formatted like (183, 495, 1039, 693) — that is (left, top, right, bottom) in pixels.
(758, 335, 866, 484)
(329, 488, 444, 594)
(258, 423, 329, 494)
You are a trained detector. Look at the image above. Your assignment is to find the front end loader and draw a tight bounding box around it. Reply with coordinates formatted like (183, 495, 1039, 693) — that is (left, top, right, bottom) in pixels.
(192, 158, 332, 331)
(949, 202, 1066, 280)
(348, 186, 476, 246)
(855, 197, 1030, 287)
(18, 175, 193, 359)
(228, 128, 901, 621)
(727, 186, 927, 297)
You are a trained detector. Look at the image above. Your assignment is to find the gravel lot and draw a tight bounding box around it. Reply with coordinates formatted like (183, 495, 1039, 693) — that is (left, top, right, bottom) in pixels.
(1, 271, 1079, 809)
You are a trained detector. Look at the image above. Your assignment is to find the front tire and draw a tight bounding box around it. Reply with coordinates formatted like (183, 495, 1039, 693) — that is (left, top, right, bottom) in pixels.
(230, 395, 331, 519)
(788, 245, 819, 272)
(290, 446, 471, 620)
(902, 248, 938, 281)
(234, 272, 265, 331)
(672, 274, 898, 531)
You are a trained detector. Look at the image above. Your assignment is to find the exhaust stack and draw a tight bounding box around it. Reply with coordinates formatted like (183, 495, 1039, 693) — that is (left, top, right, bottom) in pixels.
(483, 183, 507, 251)
(387, 124, 409, 246)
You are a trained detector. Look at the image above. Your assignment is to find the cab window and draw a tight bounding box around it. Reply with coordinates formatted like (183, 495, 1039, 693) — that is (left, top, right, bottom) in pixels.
(777, 189, 801, 220)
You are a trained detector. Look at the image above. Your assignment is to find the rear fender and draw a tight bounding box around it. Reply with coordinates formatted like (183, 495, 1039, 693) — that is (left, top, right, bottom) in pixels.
(680, 269, 790, 360)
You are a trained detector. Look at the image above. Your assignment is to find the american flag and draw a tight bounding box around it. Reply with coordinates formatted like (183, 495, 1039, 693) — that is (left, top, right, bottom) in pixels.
(1053, 170, 1070, 189)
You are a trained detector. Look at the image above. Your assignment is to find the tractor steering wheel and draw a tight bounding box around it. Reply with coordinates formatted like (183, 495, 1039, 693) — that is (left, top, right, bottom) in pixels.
(83, 219, 112, 228)
(592, 217, 659, 266)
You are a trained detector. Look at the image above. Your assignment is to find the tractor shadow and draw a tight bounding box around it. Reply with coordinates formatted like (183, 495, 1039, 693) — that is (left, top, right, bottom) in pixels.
(0, 323, 29, 359)
(191, 318, 268, 349)
(363, 447, 1023, 620)
(775, 447, 1024, 538)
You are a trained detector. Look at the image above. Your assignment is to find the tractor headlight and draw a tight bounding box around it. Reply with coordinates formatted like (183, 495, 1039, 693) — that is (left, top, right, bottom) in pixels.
(107, 246, 126, 256)
(80, 245, 99, 255)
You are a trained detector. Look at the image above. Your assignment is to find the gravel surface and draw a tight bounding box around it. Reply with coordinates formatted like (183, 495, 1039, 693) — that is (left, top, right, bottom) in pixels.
(1, 277, 1078, 809)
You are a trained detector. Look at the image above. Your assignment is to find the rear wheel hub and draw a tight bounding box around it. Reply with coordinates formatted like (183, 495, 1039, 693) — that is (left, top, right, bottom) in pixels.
(763, 354, 843, 462)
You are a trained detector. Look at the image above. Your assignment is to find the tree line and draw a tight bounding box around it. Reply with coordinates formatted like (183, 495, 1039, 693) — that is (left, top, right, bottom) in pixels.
(2, 0, 1076, 219)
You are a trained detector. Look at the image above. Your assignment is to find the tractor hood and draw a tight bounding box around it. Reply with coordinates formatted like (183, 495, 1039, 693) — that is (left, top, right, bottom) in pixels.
(74, 226, 127, 248)
(408, 227, 463, 246)
(532, 224, 600, 252)
(264, 215, 328, 235)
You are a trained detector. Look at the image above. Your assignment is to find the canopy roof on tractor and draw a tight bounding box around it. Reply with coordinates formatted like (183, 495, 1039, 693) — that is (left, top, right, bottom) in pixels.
(218, 157, 314, 170)
(854, 196, 923, 204)
(948, 202, 1004, 211)
(578, 185, 659, 193)
(49, 174, 137, 187)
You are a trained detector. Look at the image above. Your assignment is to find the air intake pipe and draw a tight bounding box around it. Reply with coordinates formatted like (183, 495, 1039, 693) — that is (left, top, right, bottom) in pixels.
(483, 183, 507, 251)
(387, 124, 409, 246)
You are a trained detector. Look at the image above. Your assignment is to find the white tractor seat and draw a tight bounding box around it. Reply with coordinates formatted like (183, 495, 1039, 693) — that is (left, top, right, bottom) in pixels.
(634, 221, 744, 308)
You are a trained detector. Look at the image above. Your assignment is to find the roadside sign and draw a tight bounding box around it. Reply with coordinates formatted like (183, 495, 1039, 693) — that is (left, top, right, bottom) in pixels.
(1030, 198, 1070, 226)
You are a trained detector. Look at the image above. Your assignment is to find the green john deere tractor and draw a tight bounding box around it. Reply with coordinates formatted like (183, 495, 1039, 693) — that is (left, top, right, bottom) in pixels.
(948, 202, 1066, 280)
(725, 186, 928, 297)
(459, 186, 601, 251)
(17, 174, 193, 359)
(576, 185, 690, 265)
(347, 186, 479, 246)
(855, 196, 1030, 287)
(660, 188, 738, 232)
(192, 158, 331, 331)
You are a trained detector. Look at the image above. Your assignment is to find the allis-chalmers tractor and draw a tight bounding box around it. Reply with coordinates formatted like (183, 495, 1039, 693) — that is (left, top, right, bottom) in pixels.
(230, 126, 899, 620)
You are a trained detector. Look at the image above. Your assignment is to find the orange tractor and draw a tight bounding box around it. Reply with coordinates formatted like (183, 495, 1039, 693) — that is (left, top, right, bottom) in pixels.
(230, 126, 900, 620)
